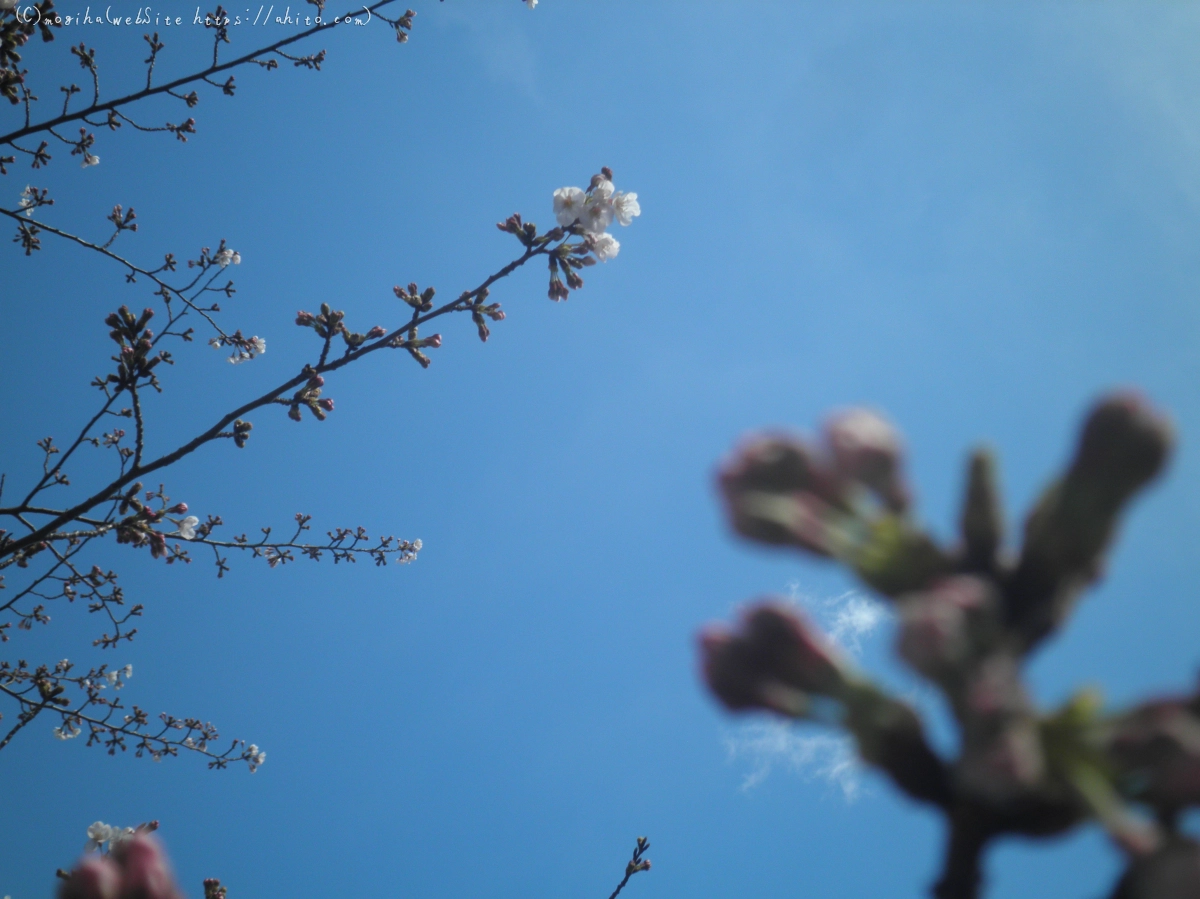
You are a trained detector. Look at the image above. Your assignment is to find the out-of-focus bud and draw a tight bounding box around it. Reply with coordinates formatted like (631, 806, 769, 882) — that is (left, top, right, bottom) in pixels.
(112, 834, 184, 899)
(698, 602, 848, 718)
(842, 682, 952, 807)
(1110, 837, 1200, 899)
(824, 408, 909, 513)
(318, 398, 334, 412)
(1107, 694, 1200, 813)
(959, 448, 1003, 572)
(366, 326, 386, 339)
(955, 653, 1045, 805)
(58, 855, 121, 899)
(957, 715, 1046, 807)
(850, 516, 950, 597)
(1009, 392, 1174, 650)
(716, 435, 841, 556)
(1075, 392, 1174, 502)
(896, 576, 999, 685)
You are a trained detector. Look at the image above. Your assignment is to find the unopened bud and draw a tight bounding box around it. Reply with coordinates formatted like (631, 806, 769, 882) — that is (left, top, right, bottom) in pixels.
(1112, 837, 1200, 899)
(699, 602, 848, 717)
(824, 408, 909, 513)
(716, 435, 840, 555)
(1107, 694, 1200, 813)
(896, 576, 999, 684)
(112, 834, 184, 899)
(58, 855, 120, 899)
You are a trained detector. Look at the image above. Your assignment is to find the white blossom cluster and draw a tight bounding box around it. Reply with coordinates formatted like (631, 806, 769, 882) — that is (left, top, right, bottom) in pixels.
(51, 665, 133, 739)
(105, 664, 134, 687)
(552, 174, 641, 262)
(84, 821, 136, 853)
(214, 247, 241, 268)
(246, 742, 267, 771)
(53, 721, 82, 740)
(18, 185, 34, 217)
(231, 336, 267, 364)
(209, 334, 266, 364)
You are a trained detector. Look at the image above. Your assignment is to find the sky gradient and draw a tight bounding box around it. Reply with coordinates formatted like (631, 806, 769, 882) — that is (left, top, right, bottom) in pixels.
(3, 3, 1200, 898)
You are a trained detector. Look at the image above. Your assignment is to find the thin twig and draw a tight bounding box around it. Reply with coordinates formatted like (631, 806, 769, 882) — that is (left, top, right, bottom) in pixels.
(0, 0, 404, 148)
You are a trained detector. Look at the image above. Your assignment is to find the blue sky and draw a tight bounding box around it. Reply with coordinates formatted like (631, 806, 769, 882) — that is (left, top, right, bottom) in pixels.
(3, 2, 1200, 897)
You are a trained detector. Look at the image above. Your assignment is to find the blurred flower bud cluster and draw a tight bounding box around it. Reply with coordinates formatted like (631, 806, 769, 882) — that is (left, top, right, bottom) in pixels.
(700, 392, 1198, 898)
(59, 829, 183, 899)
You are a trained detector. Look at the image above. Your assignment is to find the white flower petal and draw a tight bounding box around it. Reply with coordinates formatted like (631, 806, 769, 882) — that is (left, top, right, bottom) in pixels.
(588, 231, 620, 262)
(613, 191, 641, 226)
(552, 186, 586, 227)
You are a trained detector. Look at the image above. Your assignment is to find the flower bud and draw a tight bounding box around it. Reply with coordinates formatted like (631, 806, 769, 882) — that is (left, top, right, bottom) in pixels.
(956, 714, 1046, 806)
(58, 855, 120, 899)
(1111, 837, 1200, 899)
(318, 398, 334, 412)
(699, 602, 848, 717)
(112, 834, 184, 899)
(954, 653, 1045, 804)
(1009, 392, 1174, 649)
(896, 576, 999, 684)
(716, 435, 843, 555)
(824, 408, 909, 513)
(959, 448, 1003, 572)
(1075, 392, 1173, 501)
(366, 326, 386, 339)
(1106, 695, 1200, 813)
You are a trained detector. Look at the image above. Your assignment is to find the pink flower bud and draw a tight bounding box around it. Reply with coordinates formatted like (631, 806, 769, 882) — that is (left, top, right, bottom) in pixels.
(896, 577, 997, 683)
(170, 503, 188, 514)
(1009, 392, 1174, 648)
(58, 855, 121, 899)
(699, 602, 847, 717)
(956, 715, 1046, 806)
(318, 398, 334, 412)
(1113, 837, 1200, 899)
(716, 435, 843, 555)
(366, 326, 386, 339)
(1075, 392, 1173, 501)
(295, 311, 315, 326)
(112, 834, 184, 899)
(1107, 695, 1200, 812)
(824, 408, 909, 513)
